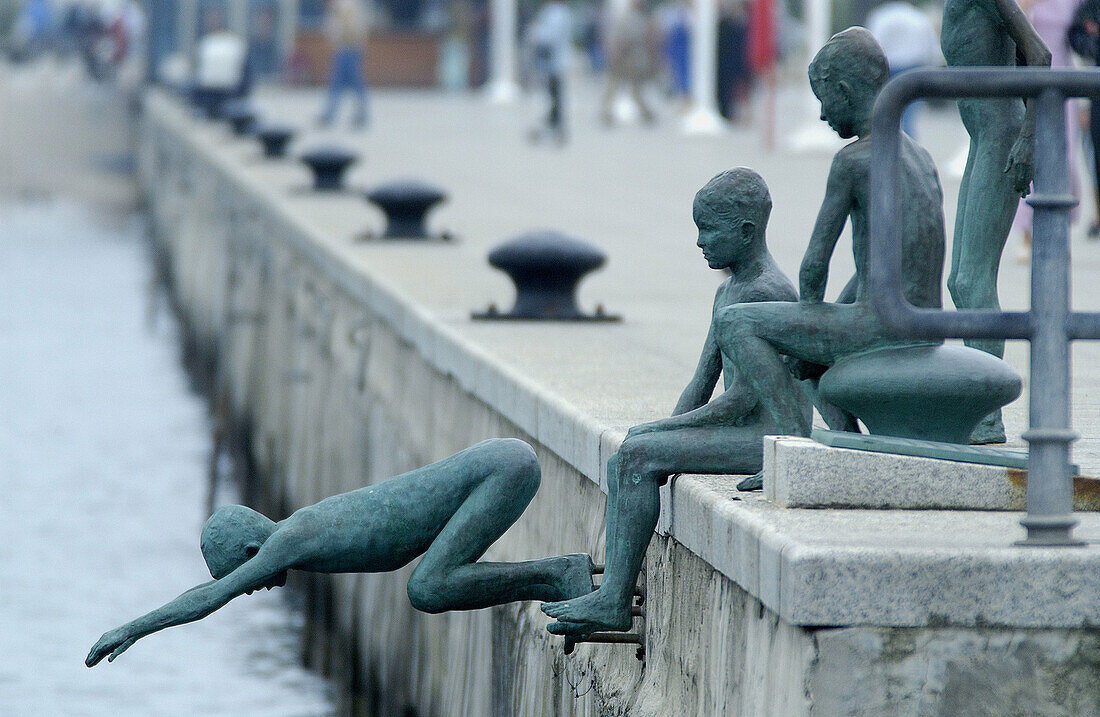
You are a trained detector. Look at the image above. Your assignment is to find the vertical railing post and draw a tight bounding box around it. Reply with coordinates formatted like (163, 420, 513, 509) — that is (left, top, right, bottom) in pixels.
(868, 68, 1100, 548)
(1019, 88, 1082, 545)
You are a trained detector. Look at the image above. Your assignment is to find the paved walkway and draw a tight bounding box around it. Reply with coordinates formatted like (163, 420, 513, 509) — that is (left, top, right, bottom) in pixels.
(241, 77, 1100, 473)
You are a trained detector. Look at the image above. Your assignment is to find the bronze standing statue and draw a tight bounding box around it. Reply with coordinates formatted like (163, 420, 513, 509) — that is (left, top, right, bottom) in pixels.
(87, 439, 595, 667)
(942, 0, 1051, 443)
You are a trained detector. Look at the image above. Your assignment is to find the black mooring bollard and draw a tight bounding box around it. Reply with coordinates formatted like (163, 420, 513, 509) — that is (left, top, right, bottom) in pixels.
(364, 180, 449, 239)
(221, 100, 257, 136)
(299, 146, 358, 191)
(256, 124, 295, 158)
(472, 231, 620, 321)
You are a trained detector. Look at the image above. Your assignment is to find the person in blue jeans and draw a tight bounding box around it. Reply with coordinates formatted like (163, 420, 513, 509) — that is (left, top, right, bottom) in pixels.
(319, 0, 368, 128)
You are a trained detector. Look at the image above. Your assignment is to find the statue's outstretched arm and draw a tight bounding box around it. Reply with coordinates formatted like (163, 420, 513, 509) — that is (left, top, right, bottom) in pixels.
(671, 323, 722, 416)
(799, 158, 853, 304)
(86, 532, 297, 667)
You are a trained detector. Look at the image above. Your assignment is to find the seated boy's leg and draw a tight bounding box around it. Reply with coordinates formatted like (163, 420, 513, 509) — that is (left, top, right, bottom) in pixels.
(406, 438, 593, 613)
(543, 425, 764, 635)
(716, 301, 888, 436)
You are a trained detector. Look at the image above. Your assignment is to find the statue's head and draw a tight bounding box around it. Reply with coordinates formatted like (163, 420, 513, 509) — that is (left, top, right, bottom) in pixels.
(200, 505, 278, 580)
(693, 167, 771, 270)
(808, 27, 889, 139)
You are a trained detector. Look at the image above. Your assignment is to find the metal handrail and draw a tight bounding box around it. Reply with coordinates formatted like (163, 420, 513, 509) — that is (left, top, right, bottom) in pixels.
(869, 67, 1100, 546)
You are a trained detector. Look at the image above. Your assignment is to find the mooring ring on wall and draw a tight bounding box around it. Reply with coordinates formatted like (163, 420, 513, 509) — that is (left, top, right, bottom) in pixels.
(472, 230, 620, 321)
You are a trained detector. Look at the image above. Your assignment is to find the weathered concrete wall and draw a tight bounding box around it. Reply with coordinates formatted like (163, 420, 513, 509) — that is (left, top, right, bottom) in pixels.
(139, 92, 1100, 717)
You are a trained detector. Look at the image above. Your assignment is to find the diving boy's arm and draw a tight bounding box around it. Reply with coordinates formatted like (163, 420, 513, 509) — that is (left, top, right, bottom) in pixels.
(86, 533, 296, 667)
(799, 154, 854, 304)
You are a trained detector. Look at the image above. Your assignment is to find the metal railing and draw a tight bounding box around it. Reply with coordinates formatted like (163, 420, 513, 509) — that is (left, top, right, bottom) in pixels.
(869, 68, 1100, 546)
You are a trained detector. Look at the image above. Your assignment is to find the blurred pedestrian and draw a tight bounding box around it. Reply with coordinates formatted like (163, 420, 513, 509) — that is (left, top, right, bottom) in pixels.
(1013, 0, 1079, 259)
(866, 0, 940, 138)
(12, 0, 52, 61)
(602, 0, 657, 125)
(717, 0, 749, 121)
(248, 5, 280, 78)
(1070, 0, 1100, 237)
(319, 0, 369, 129)
(578, 1, 605, 72)
(529, 0, 573, 144)
(659, 0, 692, 112)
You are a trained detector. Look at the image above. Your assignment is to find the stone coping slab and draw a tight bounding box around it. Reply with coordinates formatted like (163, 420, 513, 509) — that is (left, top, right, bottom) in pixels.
(666, 473, 1100, 628)
(146, 91, 1100, 630)
(764, 436, 1100, 511)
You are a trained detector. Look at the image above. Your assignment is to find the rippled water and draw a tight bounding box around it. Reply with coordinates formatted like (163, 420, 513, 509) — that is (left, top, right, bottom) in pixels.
(0, 200, 336, 715)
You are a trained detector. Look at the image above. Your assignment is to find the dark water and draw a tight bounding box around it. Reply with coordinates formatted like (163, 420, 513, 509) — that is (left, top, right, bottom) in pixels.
(0, 200, 336, 715)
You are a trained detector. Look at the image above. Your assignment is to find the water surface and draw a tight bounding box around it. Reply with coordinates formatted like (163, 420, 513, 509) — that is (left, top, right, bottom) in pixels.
(0, 200, 336, 715)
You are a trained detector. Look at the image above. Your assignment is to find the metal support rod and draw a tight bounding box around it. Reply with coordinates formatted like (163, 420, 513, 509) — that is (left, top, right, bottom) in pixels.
(1019, 89, 1081, 546)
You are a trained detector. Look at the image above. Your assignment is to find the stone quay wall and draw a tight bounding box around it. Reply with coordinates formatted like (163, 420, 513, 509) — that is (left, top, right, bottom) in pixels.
(139, 90, 1100, 717)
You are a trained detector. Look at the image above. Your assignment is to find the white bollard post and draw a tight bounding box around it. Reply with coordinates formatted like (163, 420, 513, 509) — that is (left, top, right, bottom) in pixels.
(486, 0, 520, 104)
(682, 0, 725, 134)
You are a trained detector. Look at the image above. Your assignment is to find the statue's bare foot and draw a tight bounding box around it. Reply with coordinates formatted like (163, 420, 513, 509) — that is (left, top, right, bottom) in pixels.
(970, 411, 1006, 445)
(541, 589, 632, 637)
(736, 471, 763, 491)
(550, 553, 596, 601)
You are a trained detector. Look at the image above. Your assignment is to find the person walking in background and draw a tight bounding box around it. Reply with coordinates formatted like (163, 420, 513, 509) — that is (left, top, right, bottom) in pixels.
(1070, 0, 1100, 237)
(528, 0, 573, 144)
(602, 0, 657, 125)
(319, 0, 369, 129)
(716, 0, 749, 122)
(866, 1, 940, 138)
(1013, 0, 1080, 259)
(660, 0, 692, 113)
(12, 0, 52, 61)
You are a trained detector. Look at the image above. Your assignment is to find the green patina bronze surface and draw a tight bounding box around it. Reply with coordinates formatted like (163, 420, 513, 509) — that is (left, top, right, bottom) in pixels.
(87, 438, 594, 667)
(942, 0, 1051, 443)
(542, 167, 812, 637)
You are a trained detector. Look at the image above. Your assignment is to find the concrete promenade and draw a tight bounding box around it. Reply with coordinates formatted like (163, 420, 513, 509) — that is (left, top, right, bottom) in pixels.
(142, 79, 1100, 714)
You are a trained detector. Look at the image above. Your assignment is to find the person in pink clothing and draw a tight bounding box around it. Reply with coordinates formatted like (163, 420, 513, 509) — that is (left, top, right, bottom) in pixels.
(1013, 0, 1081, 261)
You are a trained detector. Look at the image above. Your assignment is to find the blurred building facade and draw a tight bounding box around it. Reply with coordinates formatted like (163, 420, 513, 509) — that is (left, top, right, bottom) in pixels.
(146, 0, 460, 87)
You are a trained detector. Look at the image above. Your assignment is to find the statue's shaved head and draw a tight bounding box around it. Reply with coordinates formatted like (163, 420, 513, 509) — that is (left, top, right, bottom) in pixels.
(200, 505, 277, 579)
(809, 27, 889, 99)
(694, 167, 772, 234)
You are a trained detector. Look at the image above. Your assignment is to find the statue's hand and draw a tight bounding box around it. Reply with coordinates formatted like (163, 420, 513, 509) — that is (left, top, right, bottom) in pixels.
(1005, 134, 1034, 197)
(86, 627, 138, 667)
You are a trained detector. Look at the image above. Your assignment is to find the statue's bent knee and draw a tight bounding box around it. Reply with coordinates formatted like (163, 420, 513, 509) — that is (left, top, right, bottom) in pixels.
(406, 572, 449, 614)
